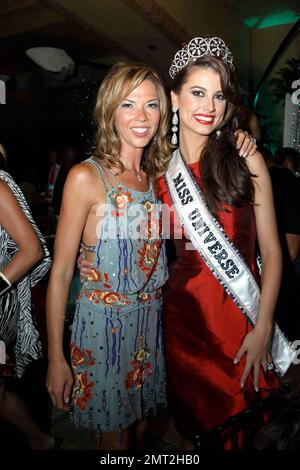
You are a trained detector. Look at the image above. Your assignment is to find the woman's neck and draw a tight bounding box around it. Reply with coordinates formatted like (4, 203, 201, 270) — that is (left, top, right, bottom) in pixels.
(119, 149, 143, 172)
(178, 133, 208, 164)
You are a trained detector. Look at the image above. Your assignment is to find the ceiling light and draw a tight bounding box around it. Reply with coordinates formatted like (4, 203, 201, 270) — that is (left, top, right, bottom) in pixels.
(26, 47, 74, 73)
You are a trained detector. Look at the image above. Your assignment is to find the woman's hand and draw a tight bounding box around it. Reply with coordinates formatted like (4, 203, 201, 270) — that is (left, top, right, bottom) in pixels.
(234, 324, 272, 391)
(46, 359, 74, 411)
(234, 129, 257, 158)
(77, 248, 93, 281)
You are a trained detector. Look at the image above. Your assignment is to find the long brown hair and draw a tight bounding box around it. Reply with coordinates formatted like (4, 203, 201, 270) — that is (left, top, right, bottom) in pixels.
(171, 56, 255, 215)
(94, 62, 171, 180)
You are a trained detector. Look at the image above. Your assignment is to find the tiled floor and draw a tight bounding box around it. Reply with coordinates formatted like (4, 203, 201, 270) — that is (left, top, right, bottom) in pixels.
(50, 407, 183, 450)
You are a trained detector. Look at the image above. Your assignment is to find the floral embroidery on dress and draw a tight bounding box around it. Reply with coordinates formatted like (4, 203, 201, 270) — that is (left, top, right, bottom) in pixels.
(140, 199, 161, 240)
(71, 343, 96, 368)
(140, 218, 160, 240)
(71, 343, 96, 411)
(83, 289, 131, 306)
(137, 292, 151, 302)
(142, 200, 153, 213)
(87, 269, 111, 289)
(73, 371, 95, 411)
(111, 187, 134, 217)
(138, 240, 161, 277)
(137, 290, 162, 303)
(125, 342, 153, 390)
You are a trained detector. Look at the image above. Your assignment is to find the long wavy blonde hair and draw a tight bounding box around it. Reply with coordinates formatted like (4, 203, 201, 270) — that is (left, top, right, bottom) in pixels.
(94, 62, 171, 179)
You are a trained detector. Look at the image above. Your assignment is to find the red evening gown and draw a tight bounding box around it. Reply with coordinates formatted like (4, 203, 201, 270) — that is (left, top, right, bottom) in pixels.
(156, 161, 278, 441)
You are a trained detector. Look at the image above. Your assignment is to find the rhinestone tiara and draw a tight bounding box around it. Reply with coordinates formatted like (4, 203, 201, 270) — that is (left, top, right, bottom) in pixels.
(169, 36, 235, 79)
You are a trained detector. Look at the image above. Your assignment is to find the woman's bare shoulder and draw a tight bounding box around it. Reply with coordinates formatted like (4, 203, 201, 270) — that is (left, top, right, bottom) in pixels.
(0, 178, 16, 200)
(64, 162, 107, 209)
(67, 162, 96, 183)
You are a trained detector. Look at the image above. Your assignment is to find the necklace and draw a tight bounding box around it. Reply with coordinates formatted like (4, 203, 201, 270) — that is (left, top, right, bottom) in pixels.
(123, 167, 143, 183)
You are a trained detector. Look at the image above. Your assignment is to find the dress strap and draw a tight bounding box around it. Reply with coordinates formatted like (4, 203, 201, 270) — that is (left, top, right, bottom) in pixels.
(85, 157, 114, 191)
(103, 165, 120, 186)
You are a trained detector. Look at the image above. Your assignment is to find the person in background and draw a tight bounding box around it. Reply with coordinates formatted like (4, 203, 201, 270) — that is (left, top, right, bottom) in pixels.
(261, 145, 300, 340)
(255, 378, 300, 450)
(237, 105, 261, 143)
(46, 149, 61, 203)
(0, 143, 58, 449)
(275, 147, 300, 262)
(268, 147, 300, 264)
(19, 169, 40, 208)
(275, 147, 300, 177)
(51, 145, 79, 223)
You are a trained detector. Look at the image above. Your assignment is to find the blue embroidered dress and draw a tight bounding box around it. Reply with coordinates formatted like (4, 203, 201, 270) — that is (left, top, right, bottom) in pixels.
(71, 158, 168, 434)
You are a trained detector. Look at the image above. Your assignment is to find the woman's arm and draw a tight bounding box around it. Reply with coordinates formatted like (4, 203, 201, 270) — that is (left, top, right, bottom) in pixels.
(235, 151, 282, 389)
(250, 151, 282, 330)
(46, 163, 97, 410)
(0, 180, 43, 283)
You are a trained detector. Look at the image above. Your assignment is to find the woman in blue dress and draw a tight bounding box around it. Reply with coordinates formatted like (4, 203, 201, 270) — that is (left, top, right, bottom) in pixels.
(46, 63, 169, 449)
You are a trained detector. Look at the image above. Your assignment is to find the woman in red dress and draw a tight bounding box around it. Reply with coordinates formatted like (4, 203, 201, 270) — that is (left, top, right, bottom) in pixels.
(156, 38, 282, 445)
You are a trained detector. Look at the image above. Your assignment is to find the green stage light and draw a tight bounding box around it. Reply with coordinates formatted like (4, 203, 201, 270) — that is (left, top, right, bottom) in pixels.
(244, 10, 299, 29)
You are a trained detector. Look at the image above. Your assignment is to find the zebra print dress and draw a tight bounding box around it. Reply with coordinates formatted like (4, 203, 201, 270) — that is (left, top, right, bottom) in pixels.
(0, 170, 51, 377)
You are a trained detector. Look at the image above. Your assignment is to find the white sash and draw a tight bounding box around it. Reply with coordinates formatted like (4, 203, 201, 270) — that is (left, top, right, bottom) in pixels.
(165, 149, 296, 377)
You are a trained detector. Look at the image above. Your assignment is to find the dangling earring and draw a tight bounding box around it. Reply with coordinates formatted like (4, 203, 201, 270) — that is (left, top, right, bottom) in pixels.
(171, 106, 178, 145)
(216, 129, 222, 139)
